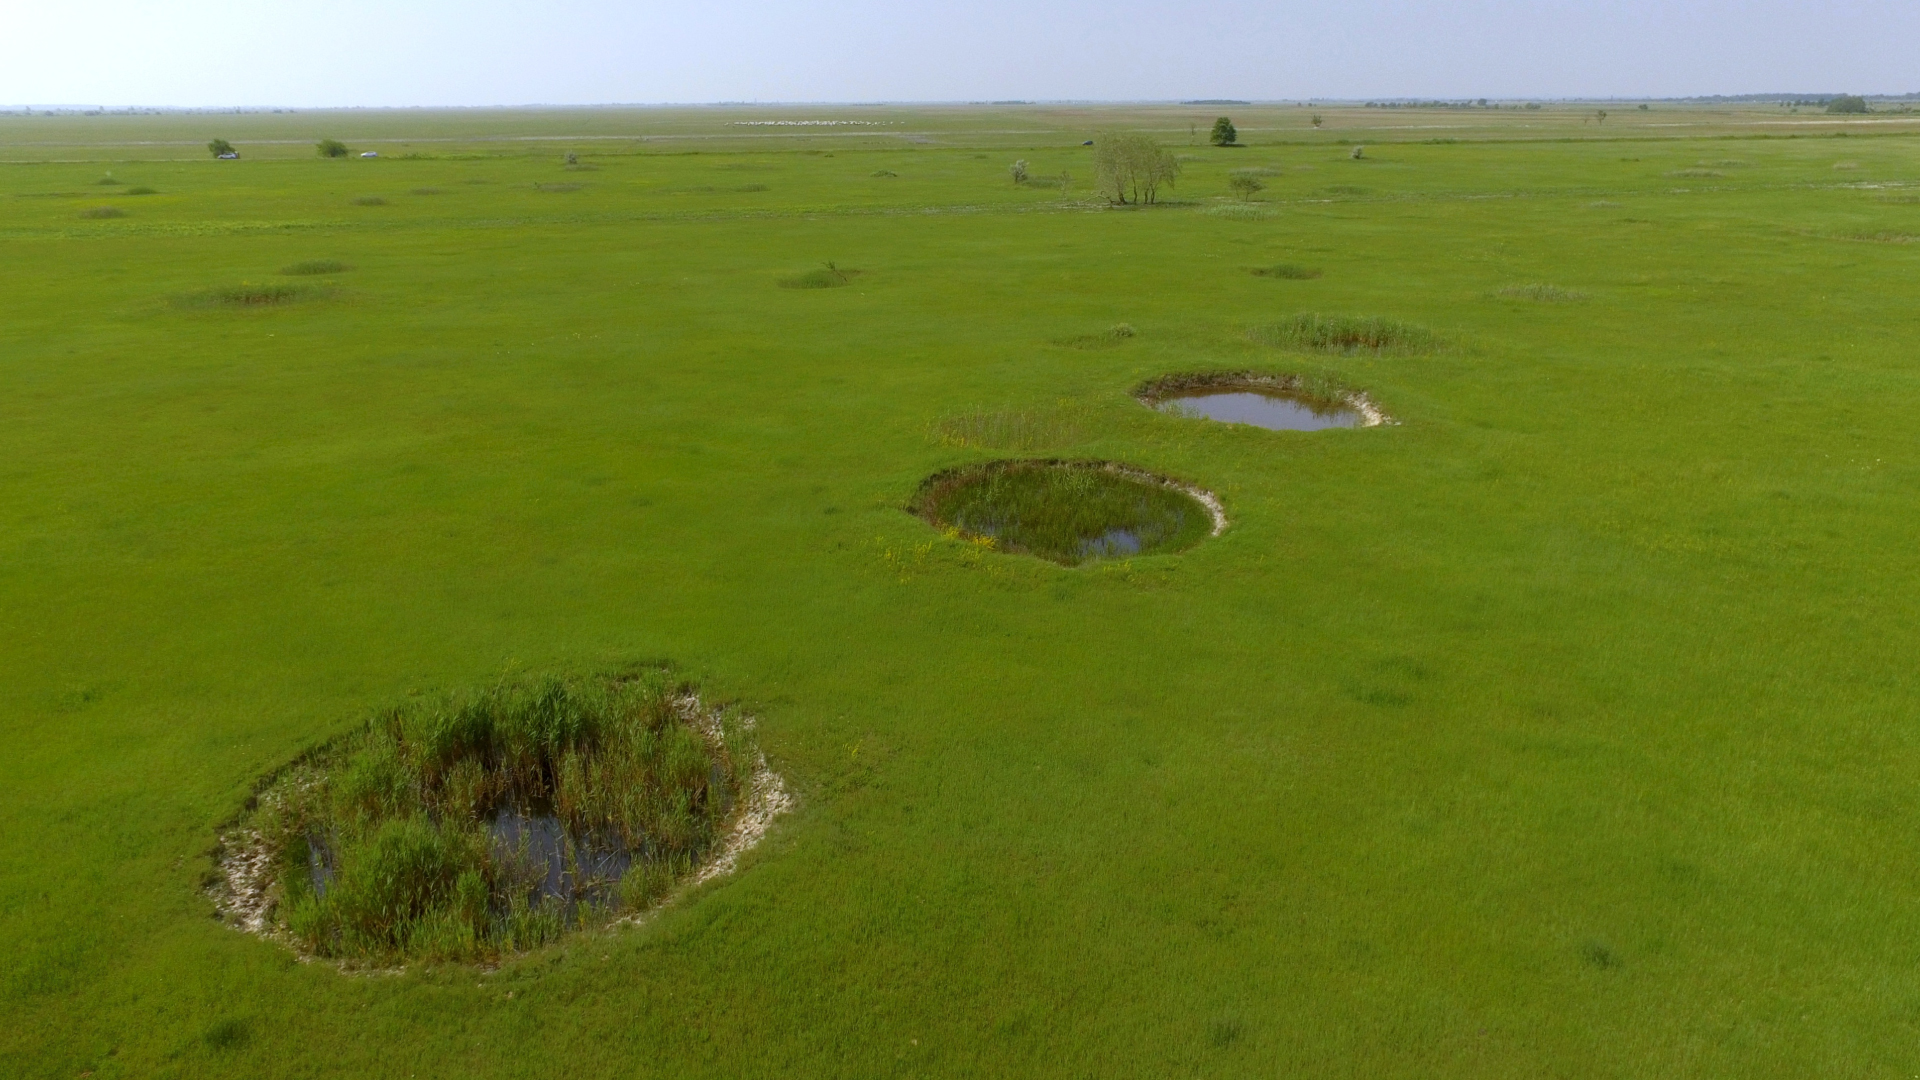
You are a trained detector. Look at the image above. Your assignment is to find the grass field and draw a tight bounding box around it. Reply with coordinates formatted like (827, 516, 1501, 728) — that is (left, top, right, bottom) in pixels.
(4, 102, 1919, 1078)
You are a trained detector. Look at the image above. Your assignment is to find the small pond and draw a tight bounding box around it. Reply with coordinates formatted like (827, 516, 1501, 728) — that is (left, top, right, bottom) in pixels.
(1155, 389, 1362, 431)
(911, 460, 1220, 566)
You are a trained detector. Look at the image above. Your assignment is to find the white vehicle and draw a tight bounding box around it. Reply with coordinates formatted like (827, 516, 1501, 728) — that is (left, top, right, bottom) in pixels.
(360, 151, 379, 158)
(216, 152, 239, 160)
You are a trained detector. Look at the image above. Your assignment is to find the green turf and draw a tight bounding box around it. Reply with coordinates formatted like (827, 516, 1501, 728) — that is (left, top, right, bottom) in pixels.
(3, 104, 1920, 1078)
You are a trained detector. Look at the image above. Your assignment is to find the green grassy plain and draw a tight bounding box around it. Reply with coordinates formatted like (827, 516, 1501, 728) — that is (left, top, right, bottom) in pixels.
(3, 103, 1919, 1078)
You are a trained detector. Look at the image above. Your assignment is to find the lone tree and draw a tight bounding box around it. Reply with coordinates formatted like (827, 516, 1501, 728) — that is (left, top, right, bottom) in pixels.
(1827, 94, 1869, 114)
(207, 138, 234, 158)
(1310, 113, 1324, 128)
(1009, 159, 1029, 183)
(1228, 174, 1265, 201)
(316, 138, 349, 158)
(1209, 116, 1238, 145)
(1092, 133, 1180, 204)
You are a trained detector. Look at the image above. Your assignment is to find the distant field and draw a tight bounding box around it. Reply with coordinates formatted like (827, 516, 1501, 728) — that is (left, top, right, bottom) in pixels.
(3, 105, 1918, 1079)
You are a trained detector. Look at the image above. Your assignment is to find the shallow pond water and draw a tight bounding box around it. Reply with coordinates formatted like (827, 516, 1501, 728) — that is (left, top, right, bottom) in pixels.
(1156, 389, 1361, 431)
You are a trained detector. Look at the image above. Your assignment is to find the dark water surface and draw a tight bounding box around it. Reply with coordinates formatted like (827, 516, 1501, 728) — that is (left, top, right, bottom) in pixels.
(1157, 390, 1361, 431)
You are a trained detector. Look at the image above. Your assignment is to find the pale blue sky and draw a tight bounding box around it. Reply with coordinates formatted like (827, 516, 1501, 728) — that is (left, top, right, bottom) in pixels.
(4, 0, 1915, 107)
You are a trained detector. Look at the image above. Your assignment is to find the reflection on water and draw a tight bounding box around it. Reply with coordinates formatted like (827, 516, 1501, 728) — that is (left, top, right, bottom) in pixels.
(1158, 390, 1361, 431)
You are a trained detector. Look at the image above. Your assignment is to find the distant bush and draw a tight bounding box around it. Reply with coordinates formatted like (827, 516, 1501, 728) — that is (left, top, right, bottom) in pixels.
(1209, 117, 1238, 146)
(1350, 146, 1366, 160)
(317, 139, 349, 158)
(871, 169, 898, 178)
(1249, 313, 1439, 354)
(281, 260, 352, 276)
(79, 206, 126, 219)
(1228, 175, 1265, 200)
(208, 138, 234, 158)
(1009, 159, 1028, 183)
(1826, 95, 1869, 115)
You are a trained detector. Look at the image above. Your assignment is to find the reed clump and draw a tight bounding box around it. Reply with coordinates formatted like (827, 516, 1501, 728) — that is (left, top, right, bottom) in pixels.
(235, 671, 755, 964)
(1249, 313, 1440, 354)
(910, 460, 1212, 566)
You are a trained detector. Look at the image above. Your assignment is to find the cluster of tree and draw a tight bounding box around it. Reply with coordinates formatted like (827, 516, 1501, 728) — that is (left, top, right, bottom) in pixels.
(1826, 95, 1870, 114)
(1091, 134, 1180, 205)
(207, 138, 235, 158)
(317, 138, 350, 158)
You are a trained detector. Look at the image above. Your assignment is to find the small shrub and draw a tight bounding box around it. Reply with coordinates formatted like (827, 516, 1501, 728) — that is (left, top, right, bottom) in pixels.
(1249, 313, 1439, 354)
(1250, 264, 1322, 280)
(280, 260, 351, 276)
(871, 169, 898, 178)
(409, 187, 442, 195)
(1228, 175, 1265, 200)
(317, 139, 349, 158)
(79, 206, 126, 219)
(1496, 283, 1588, 301)
(1350, 146, 1365, 160)
(350, 196, 387, 206)
(208, 138, 235, 158)
(1009, 159, 1028, 183)
(563, 152, 578, 165)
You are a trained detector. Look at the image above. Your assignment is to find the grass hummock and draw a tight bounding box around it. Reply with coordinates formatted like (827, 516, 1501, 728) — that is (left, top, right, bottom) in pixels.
(1248, 313, 1440, 354)
(778, 263, 860, 289)
(173, 283, 334, 308)
(910, 459, 1217, 566)
(79, 206, 127, 219)
(216, 670, 765, 965)
(1250, 263, 1323, 280)
(1496, 283, 1589, 302)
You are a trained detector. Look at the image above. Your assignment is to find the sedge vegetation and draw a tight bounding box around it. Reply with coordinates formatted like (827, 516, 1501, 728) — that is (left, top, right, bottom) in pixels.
(239, 671, 752, 964)
(5, 102, 1920, 1079)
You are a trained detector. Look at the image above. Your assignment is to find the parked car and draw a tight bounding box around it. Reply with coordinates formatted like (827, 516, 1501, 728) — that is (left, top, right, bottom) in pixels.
(360, 151, 379, 158)
(216, 152, 239, 160)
